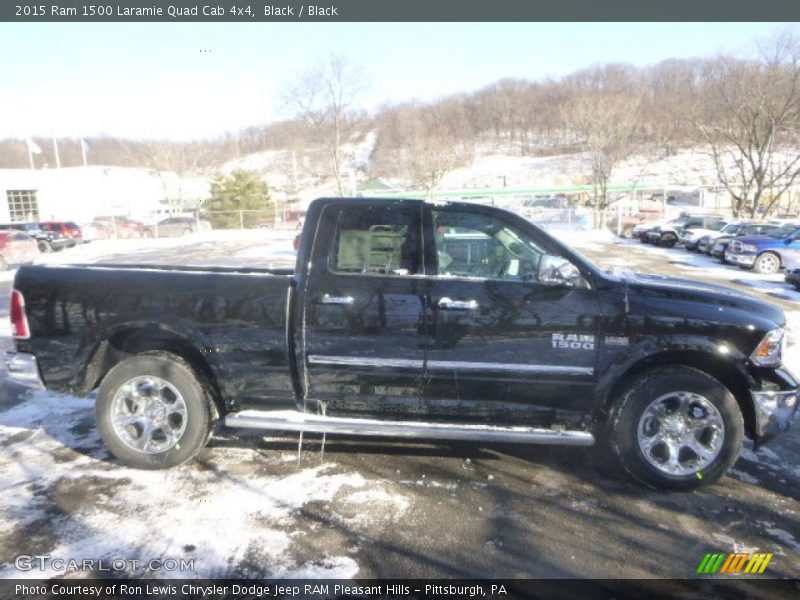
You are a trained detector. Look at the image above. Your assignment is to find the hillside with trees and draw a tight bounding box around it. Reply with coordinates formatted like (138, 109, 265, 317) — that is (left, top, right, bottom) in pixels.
(3, 31, 800, 221)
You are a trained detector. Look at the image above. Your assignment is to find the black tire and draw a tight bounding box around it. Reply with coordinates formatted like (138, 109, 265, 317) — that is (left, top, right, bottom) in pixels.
(96, 352, 214, 469)
(37, 241, 51, 253)
(182, 228, 192, 237)
(609, 366, 743, 490)
(659, 234, 677, 248)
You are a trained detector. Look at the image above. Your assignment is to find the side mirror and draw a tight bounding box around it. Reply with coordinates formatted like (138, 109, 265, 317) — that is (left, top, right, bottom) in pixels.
(538, 254, 581, 287)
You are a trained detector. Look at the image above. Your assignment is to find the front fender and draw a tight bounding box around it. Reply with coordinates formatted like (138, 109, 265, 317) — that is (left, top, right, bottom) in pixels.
(593, 335, 757, 419)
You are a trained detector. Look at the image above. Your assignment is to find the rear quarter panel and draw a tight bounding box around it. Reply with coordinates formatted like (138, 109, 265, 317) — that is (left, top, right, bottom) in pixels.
(14, 265, 294, 410)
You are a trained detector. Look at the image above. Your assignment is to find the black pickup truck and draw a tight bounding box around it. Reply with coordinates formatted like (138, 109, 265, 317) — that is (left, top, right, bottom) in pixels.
(5, 198, 798, 489)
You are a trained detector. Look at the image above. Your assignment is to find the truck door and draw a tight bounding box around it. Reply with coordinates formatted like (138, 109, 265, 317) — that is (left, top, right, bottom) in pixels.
(301, 201, 427, 418)
(422, 205, 600, 425)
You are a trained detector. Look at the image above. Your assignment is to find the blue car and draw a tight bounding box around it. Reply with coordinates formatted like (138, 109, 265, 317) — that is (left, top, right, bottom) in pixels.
(725, 223, 800, 274)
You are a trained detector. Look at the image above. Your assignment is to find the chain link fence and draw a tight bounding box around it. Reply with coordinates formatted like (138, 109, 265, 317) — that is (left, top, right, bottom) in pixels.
(202, 209, 301, 230)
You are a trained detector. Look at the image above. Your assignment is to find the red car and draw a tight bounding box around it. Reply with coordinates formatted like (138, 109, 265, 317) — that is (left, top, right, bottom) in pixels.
(40, 221, 83, 246)
(0, 231, 39, 270)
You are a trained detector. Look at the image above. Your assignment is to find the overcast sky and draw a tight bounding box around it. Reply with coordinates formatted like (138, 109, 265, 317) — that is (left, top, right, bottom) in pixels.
(0, 22, 785, 141)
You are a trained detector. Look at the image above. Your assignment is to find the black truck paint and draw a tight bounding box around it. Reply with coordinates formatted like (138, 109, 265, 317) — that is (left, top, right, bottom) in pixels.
(5, 198, 798, 488)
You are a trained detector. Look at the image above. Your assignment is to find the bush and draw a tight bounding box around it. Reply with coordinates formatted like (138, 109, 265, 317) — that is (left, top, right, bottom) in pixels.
(205, 169, 274, 229)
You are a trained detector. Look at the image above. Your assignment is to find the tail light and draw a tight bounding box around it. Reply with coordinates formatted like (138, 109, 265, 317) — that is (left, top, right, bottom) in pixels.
(10, 289, 30, 339)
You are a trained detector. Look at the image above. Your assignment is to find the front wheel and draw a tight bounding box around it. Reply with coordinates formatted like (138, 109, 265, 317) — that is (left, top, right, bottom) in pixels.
(610, 366, 743, 490)
(96, 352, 214, 469)
(753, 252, 781, 274)
(659, 234, 677, 248)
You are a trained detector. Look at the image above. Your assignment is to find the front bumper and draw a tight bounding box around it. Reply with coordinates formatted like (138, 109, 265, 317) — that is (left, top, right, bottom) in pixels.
(725, 251, 756, 267)
(3, 351, 45, 389)
(753, 389, 799, 446)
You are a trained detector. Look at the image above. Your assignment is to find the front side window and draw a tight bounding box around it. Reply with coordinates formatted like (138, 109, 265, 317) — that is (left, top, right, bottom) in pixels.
(432, 209, 546, 281)
(330, 205, 420, 276)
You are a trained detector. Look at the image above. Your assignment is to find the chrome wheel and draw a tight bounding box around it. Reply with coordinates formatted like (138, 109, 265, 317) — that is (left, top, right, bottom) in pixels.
(110, 376, 188, 454)
(755, 253, 780, 274)
(637, 391, 725, 476)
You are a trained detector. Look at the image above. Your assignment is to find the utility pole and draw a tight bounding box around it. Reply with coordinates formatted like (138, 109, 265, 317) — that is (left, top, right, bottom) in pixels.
(52, 136, 61, 168)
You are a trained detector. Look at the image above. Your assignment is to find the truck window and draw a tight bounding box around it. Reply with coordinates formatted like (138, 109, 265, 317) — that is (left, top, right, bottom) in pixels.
(330, 206, 420, 276)
(433, 209, 546, 281)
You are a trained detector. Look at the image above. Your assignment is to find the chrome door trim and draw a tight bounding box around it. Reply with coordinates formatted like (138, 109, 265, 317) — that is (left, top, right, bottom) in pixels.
(427, 360, 593, 375)
(308, 355, 425, 369)
(308, 355, 593, 375)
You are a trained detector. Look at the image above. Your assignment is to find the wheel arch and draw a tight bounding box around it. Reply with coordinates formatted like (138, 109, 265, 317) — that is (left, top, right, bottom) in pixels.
(600, 350, 756, 439)
(82, 324, 226, 418)
(758, 250, 783, 266)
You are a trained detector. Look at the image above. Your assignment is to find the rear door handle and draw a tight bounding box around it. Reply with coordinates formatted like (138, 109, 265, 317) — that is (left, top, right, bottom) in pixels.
(437, 297, 479, 311)
(320, 293, 354, 306)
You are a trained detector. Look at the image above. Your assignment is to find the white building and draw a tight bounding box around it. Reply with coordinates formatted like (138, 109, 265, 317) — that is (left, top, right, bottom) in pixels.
(0, 166, 210, 224)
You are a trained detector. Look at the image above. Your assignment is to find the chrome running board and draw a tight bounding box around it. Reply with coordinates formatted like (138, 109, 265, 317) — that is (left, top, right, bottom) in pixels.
(224, 410, 595, 446)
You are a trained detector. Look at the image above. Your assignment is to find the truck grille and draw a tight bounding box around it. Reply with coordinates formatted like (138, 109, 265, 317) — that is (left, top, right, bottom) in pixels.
(730, 240, 744, 253)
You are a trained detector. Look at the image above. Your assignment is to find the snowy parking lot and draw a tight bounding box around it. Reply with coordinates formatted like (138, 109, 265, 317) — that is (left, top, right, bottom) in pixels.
(0, 230, 798, 579)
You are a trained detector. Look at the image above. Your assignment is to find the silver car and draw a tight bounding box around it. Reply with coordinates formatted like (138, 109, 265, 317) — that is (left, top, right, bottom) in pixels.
(152, 217, 212, 238)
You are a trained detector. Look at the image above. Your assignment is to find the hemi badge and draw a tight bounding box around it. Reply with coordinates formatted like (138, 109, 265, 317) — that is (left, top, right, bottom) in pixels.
(605, 336, 629, 346)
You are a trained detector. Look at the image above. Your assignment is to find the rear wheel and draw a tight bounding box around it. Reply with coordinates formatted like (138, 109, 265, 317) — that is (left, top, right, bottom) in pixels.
(610, 366, 743, 490)
(753, 252, 781, 274)
(37, 241, 51, 253)
(96, 352, 214, 469)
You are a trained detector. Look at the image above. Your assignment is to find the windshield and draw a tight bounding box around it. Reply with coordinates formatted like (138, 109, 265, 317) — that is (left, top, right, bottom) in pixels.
(721, 223, 740, 234)
(770, 225, 800, 239)
(708, 221, 727, 231)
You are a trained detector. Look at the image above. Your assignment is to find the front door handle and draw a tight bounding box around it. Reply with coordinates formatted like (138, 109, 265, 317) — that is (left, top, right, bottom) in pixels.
(437, 297, 479, 311)
(320, 293, 354, 306)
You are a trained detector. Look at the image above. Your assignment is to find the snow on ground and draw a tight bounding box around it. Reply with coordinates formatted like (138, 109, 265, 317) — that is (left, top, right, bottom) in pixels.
(0, 390, 411, 578)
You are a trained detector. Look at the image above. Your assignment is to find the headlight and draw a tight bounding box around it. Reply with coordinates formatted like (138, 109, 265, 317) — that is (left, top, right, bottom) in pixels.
(742, 244, 758, 252)
(750, 328, 785, 366)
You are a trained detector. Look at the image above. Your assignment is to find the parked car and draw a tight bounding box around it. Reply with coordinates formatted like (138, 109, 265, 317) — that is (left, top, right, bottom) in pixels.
(40, 221, 83, 247)
(677, 218, 727, 250)
(726, 223, 800, 274)
(0, 222, 70, 253)
(0, 231, 39, 270)
(709, 222, 781, 260)
(783, 250, 800, 290)
(81, 221, 113, 243)
(612, 209, 663, 239)
(6, 197, 798, 491)
(633, 216, 676, 241)
(94, 216, 145, 239)
(150, 216, 212, 238)
(696, 221, 744, 254)
(645, 214, 721, 248)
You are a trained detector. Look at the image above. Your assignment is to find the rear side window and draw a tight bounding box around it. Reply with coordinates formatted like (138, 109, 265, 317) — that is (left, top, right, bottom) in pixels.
(330, 206, 420, 276)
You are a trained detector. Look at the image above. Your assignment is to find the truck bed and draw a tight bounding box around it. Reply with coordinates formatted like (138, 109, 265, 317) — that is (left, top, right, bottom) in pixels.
(13, 264, 297, 411)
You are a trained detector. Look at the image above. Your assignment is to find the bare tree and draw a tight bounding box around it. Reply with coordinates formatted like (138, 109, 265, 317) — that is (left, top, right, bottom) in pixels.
(281, 54, 367, 195)
(561, 90, 642, 228)
(697, 32, 800, 218)
(141, 141, 212, 215)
